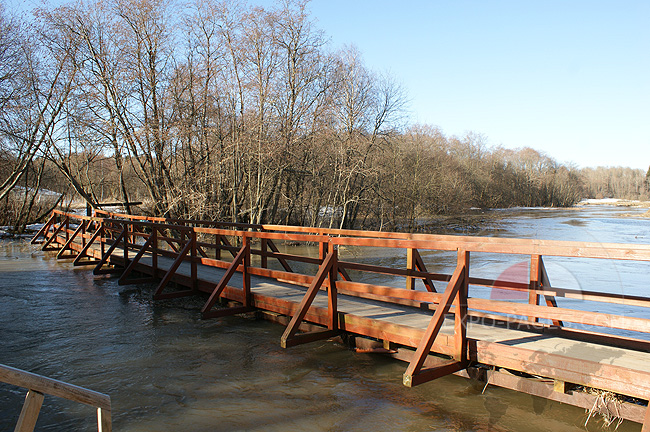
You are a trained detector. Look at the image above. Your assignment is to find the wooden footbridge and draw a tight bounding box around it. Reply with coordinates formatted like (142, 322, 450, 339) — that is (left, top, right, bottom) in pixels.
(31, 209, 650, 430)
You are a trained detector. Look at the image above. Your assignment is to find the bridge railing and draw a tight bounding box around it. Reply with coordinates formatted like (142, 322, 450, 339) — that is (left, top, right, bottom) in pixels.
(36, 210, 650, 352)
(0, 364, 111, 432)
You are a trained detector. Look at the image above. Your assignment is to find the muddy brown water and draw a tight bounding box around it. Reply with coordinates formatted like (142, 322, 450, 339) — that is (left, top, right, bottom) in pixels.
(1, 206, 648, 431)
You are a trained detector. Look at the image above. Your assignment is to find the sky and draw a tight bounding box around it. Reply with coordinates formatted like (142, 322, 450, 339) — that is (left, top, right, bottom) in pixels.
(6, 0, 650, 170)
(307, 0, 650, 170)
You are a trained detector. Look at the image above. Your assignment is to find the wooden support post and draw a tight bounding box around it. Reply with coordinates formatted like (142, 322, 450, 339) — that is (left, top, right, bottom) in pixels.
(123, 223, 129, 266)
(15, 390, 44, 432)
(151, 228, 158, 276)
(261, 238, 268, 269)
(406, 248, 416, 290)
(81, 219, 86, 248)
(529, 255, 541, 323)
(319, 241, 327, 261)
(407, 249, 436, 292)
(118, 233, 155, 285)
(100, 223, 106, 257)
(642, 403, 650, 432)
(454, 250, 469, 363)
(328, 248, 338, 331)
(266, 239, 293, 273)
(214, 234, 221, 260)
(242, 236, 251, 307)
(414, 249, 436, 292)
(97, 407, 112, 432)
(219, 235, 237, 258)
(191, 230, 198, 291)
(539, 256, 564, 327)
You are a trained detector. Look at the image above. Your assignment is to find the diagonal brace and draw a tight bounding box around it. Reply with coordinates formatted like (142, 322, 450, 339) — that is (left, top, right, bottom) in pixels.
(201, 243, 250, 318)
(41, 217, 68, 251)
(281, 250, 338, 348)
(73, 225, 103, 266)
(30, 214, 56, 244)
(93, 228, 126, 275)
(118, 230, 156, 285)
(403, 262, 466, 387)
(153, 238, 194, 300)
(56, 222, 85, 259)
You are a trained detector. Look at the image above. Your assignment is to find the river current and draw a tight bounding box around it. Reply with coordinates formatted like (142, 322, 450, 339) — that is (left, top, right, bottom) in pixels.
(0, 206, 648, 431)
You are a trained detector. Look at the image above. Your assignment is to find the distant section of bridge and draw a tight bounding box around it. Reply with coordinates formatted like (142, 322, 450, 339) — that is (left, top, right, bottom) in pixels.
(32, 209, 650, 430)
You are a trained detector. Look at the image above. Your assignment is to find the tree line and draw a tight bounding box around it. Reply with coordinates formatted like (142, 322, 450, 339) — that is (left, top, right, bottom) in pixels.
(0, 0, 646, 232)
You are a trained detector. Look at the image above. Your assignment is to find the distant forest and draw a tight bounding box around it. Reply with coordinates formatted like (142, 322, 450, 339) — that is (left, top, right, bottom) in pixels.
(1, 0, 649, 231)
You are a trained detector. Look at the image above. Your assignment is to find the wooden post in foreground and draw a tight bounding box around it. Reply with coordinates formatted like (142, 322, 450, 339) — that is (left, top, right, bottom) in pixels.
(15, 390, 44, 432)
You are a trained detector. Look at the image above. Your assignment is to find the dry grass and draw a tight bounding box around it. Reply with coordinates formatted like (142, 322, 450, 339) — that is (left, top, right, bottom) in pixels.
(584, 388, 624, 429)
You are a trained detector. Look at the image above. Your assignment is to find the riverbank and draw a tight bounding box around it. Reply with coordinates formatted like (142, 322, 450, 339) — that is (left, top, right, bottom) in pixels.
(578, 198, 650, 208)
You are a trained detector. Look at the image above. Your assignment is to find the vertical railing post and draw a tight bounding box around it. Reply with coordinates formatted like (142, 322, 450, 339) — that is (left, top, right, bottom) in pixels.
(123, 222, 129, 265)
(243, 235, 251, 307)
(100, 222, 105, 257)
(81, 220, 86, 248)
(328, 246, 338, 331)
(529, 255, 541, 323)
(15, 389, 44, 432)
(406, 248, 416, 290)
(214, 234, 221, 260)
(319, 240, 327, 261)
(454, 249, 469, 363)
(152, 227, 158, 277)
(538, 256, 563, 327)
(97, 407, 112, 432)
(191, 230, 197, 291)
(261, 238, 268, 269)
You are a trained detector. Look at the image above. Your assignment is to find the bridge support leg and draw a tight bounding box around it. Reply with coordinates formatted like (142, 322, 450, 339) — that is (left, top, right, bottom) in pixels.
(642, 403, 650, 432)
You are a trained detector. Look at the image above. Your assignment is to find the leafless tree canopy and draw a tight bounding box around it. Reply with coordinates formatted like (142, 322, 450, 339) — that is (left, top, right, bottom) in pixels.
(0, 0, 645, 231)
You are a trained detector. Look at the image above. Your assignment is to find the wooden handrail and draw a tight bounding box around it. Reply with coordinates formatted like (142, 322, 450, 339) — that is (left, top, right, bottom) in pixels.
(0, 363, 111, 431)
(83, 209, 650, 261)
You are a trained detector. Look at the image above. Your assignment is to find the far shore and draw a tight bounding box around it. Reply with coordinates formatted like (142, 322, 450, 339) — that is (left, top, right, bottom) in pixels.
(577, 198, 650, 208)
(577, 198, 650, 217)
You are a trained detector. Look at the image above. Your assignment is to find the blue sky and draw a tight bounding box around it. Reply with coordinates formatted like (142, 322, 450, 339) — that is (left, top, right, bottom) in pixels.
(8, 0, 650, 169)
(309, 0, 650, 170)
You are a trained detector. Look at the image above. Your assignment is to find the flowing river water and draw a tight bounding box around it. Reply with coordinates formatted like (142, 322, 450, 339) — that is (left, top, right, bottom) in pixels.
(1, 206, 649, 431)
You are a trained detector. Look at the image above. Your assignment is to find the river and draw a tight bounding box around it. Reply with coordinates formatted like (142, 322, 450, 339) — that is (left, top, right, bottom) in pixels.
(0, 205, 648, 431)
